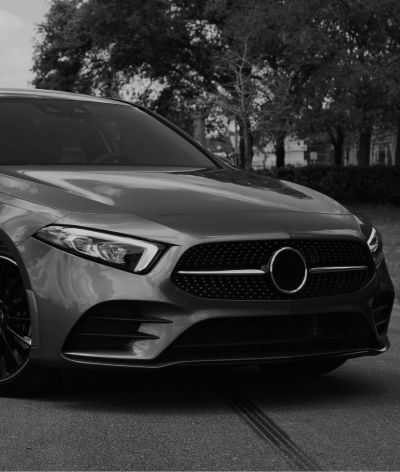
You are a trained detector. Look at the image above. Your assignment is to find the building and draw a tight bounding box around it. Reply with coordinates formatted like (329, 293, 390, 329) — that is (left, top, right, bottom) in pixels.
(194, 113, 399, 168)
(344, 131, 397, 166)
(252, 136, 308, 169)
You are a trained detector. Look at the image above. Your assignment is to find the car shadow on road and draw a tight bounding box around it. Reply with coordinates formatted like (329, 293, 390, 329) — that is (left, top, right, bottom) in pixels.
(31, 360, 398, 415)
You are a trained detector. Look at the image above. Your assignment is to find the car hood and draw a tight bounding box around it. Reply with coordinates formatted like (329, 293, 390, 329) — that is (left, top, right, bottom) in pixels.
(0, 167, 349, 216)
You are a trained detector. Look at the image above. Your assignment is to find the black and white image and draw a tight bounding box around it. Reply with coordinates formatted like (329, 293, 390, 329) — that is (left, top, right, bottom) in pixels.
(0, 1, 399, 470)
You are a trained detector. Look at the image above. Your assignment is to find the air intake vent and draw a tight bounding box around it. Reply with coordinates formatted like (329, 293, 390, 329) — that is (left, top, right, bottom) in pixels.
(63, 301, 170, 352)
(372, 292, 394, 335)
(157, 313, 376, 362)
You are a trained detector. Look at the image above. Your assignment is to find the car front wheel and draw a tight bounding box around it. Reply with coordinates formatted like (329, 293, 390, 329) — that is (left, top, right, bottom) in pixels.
(0, 251, 41, 396)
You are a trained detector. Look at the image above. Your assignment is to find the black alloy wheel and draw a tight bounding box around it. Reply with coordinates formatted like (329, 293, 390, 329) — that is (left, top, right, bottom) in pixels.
(0, 252, 41, 396)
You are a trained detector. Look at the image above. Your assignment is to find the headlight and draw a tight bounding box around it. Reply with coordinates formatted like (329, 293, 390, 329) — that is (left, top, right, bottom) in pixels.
(35, 226, 165, 274)
(354, 215, 382, 258)
(367, 227, 382, 254)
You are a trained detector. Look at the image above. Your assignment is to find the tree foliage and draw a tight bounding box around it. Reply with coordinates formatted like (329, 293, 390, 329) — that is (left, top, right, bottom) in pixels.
(33, 0, 400, 168)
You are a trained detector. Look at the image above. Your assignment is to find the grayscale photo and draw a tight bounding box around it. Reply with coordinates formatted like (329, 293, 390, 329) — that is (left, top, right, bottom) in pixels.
(0, 0, 399, 470)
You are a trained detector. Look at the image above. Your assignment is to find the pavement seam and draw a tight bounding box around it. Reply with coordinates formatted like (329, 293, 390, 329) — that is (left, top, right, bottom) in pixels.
(220, 388, 323, 471)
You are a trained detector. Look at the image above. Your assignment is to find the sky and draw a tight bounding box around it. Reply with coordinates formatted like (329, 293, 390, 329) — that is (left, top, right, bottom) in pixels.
(0, 0, 50, 88)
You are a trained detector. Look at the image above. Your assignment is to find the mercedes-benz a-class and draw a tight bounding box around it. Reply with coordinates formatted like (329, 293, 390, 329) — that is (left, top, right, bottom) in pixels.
(0, 89, 394, 395)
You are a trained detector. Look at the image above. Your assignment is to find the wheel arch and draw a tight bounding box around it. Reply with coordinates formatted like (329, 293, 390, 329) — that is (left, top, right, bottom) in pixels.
(0, 229, 32, 289)
(0, 229, 40, 347)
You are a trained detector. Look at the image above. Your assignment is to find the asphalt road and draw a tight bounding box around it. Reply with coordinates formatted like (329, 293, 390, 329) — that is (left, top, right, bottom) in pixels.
(0, 304, 398, 471)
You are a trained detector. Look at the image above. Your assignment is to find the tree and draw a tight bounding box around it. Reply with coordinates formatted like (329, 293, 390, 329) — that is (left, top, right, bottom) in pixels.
(208, 0, 339, 168)
(34, 0, 321, 169)
(295, 0, 400, 166)
(33, 0, 400, 169)
(34, 1, 223, 126)
(248, 0, 346, 167)
(209, 1, 264, 170)
(32, 0, 342, 168)
(33, 0, 93, 93)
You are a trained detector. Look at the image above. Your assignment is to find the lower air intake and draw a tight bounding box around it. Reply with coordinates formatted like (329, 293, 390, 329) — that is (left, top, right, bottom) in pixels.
(158, 313, 376, 362)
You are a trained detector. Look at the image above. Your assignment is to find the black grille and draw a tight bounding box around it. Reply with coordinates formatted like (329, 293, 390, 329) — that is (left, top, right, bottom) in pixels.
(160, 313, 376, 361)
(172, 239, 374, 300)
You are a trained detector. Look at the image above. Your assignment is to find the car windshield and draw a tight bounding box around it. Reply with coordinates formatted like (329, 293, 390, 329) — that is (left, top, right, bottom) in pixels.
(0, 98, 217, 168)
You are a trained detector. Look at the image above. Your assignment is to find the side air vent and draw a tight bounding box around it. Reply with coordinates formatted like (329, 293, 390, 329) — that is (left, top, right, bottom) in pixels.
(372, 292, 394, 336)
(63, 301, 171, 352)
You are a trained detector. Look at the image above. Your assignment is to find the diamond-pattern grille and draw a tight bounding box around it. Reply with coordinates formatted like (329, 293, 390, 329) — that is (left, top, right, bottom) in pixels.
(172, 239, 374, 300)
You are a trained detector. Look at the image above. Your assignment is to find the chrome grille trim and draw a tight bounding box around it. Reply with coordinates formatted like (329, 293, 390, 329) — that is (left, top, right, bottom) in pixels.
(309, 265, 368, 274)
(177, 269, 265, 275)
(178, 265, 369, 275)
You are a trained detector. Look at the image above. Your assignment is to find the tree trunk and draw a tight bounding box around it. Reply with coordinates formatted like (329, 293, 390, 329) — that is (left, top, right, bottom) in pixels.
(275, 134, 285, 168)
(331, 126, 344, 166)
(192, 112, 206, 145)
(395, 121, 400, 167)
(239, 119, 253, 171)
(358, 128, 371, 166)
(239, 124, 245, 169)
(243, 119, 253, 171)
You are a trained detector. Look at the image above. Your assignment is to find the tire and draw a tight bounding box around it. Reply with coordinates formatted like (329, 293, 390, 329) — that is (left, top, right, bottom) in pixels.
(0, 250, 42, 396)
(258, 358, 347, 378)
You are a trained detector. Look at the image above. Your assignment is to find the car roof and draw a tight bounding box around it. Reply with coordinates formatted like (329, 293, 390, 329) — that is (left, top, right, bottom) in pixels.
(0, 88, 127, 105)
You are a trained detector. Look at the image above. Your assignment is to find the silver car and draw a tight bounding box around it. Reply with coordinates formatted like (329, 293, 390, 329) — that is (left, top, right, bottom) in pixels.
(0, 89, 394, 395)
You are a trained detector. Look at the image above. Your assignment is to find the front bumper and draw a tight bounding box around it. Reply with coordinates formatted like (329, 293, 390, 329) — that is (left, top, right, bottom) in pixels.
(20, 237, 395, 369)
